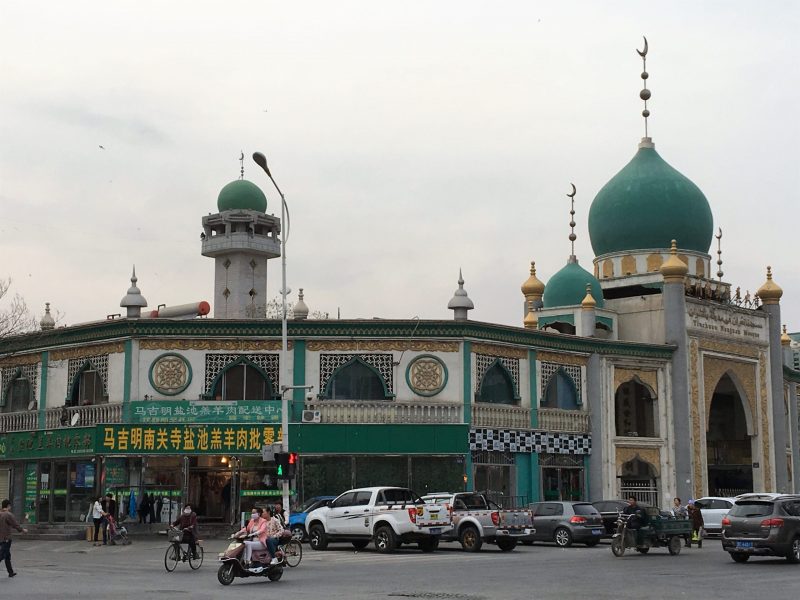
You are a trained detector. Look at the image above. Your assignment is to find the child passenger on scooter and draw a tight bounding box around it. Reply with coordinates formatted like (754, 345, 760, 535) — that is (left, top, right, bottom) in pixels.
(263, 506, 284, 563)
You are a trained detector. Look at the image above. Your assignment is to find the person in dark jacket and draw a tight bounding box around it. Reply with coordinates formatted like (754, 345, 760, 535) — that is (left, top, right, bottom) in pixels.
(138, 493, 151, 524)
(103, 493, 117, 521)
(173, 504, 199, 559)
(0, 499, 28, 577)
(687, 502, 704, 548)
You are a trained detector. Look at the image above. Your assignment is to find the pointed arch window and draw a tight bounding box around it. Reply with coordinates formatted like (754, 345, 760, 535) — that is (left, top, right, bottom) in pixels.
(542, 370, 579, 410)
(614, 378, 657, 437)
(326, 359, 389, 400)
(69, 366, 108, 407)
(1, 372, 32, 413)
(478, 362, 518, 405)
(213, 361, 274, 401)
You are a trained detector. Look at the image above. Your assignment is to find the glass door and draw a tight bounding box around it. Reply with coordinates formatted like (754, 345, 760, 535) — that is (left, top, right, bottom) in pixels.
(541, 467, 584, 501)
(69, 461, 96, 522)
(37, 462, 51, 523)
(53, 462, 68, 522)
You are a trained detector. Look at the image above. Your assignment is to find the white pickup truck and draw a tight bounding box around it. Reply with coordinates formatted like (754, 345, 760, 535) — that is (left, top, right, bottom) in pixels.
(305, 486, 452, 553)
(423, 492, 535, 552)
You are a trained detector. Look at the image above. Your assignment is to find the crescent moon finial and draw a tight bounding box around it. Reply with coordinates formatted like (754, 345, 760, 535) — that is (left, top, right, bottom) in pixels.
(567, 183, 577, 198)
(637, 36, 648, 58)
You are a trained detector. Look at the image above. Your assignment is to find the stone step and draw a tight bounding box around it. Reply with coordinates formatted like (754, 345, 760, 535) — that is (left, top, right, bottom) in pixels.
(17, 531, 86, 541)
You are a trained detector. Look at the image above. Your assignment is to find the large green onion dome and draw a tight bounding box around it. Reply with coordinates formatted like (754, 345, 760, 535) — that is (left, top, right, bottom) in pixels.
(588, 142, 713, 256)
(217, 179, 268, 213)
(542, 259, 605, 309)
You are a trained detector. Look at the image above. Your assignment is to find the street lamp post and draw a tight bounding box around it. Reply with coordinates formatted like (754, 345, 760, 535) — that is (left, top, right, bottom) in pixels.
(253, 151, 293, 515)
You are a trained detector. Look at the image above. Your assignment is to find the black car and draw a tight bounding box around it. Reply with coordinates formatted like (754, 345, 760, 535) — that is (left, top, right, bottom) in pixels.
(592, 500, 669, 536)
(528, 501, 604, 547)
(721, 494, 800, 563)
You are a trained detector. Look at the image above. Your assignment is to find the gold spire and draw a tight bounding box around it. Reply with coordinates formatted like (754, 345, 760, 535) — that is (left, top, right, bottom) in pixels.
(521, 261, 545, 300)
(757, 266, 783, 305)
(661, 239, 688, 282)
(781, 324, 791, 347)
(581, 283, 597, 309)
(523, 299, 538, 329)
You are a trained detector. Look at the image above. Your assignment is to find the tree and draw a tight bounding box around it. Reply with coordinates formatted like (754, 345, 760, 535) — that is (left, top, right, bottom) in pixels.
(0, 277, 36, 338)
(265, 296, 329, 320)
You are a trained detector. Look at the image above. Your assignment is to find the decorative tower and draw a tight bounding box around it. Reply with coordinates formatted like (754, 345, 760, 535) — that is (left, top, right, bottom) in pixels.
(40, 302, 55, 330)
(201, 157, 281, 319)
(447, 270, 474, 321)
(580, 284, 597, 337)
(120, 266, 148, 318)
(521, 261, 545, 321)
(294, 288, 309, 321)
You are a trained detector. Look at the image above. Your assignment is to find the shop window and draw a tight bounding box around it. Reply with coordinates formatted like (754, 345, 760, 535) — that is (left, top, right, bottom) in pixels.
(214, 362, 274, 401)
(477, 362, 518, 405)
(542, 370, 579, 410)
(2, 376, 31, 413)
(327, 359, 388, 400)
(614, 379, 658, 437)
(69, 369, 107, 407)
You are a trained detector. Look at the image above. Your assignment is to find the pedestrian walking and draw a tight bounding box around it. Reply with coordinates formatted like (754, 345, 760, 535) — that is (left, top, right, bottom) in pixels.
(0, 498, 29, 577)
(687, 501, 704, 548)
(672, 497, 690, 547)
(138, 493, 151, 524)
(92, 495, 108, 546)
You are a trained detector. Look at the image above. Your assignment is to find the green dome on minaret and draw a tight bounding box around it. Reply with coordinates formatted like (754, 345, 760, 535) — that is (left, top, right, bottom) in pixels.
(217, 180, 268, 213)
(588, 142, 713, 256)
(542, 259, 605, 309)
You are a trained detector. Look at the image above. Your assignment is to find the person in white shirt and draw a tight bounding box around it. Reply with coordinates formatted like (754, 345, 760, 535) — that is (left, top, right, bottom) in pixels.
(91, 496, 108, 546)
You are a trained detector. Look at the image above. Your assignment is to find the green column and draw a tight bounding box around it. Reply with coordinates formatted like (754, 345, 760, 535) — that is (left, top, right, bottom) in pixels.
(515, 453, 531, 505)
(291, 340, 307, 422)
(528, 349, 538, 428)
(122, 340, 132, 422)
(529, 452, 540, 504)
(38, 351, 49, 429)
(463, 340, 473, 491)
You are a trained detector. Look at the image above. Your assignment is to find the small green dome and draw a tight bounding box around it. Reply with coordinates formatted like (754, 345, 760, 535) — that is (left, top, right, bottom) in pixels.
(217, 179, 267, 213)
(588, 145, 713, 256)
(542, 260, 604, 309)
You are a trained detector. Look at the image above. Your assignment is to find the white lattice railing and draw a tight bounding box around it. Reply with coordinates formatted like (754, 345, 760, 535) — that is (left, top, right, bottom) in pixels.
(44, 403, 123, 429)
(305, 401, 462, 424)
(538, 408, 590, 432)
(471, 403, 531, 429)
(0, 410, 38, 432)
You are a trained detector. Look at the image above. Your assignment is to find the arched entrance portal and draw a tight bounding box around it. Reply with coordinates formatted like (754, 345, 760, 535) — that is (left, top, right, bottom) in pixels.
(706, 373, 753, 496)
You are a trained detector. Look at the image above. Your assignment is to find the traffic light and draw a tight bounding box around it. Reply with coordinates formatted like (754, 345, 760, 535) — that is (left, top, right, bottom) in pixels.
(288, 452, 298, 479)
(275, 452, 289, 479)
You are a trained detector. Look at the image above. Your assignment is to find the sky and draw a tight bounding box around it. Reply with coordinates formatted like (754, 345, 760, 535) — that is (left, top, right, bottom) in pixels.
(1, 0, 798, 330)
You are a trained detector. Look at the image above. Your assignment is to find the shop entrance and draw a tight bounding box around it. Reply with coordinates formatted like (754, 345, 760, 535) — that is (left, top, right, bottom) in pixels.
(472, 451, 516, 507)
(540, 454, 584, 501)
(187, 456, 232, 522)
(35, 459, 97, 523)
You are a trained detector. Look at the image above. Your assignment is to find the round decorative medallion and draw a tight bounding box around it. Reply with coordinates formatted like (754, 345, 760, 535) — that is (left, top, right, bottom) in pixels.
(406, 355, 448, 397)
(148, 353, 192, 396)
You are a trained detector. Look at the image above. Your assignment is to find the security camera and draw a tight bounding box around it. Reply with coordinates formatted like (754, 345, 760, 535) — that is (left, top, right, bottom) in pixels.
(306, 393, 314, 401)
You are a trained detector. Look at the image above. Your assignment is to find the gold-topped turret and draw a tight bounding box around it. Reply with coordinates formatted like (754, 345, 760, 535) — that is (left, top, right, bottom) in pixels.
(757, 266, 783, 305)
(581, 283, 597, 309)
(521, 261, 545, 302)
(660, 239, 688, 282)
(523, 299, 538, 329)
(781, 324, 791, 347)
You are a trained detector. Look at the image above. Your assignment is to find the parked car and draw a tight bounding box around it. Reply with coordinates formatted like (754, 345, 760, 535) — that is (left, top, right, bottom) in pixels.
(288, 496, 336, 541)
(693, 496, 736, 536)
(592, 500, 669, 536)
(721, 494, 800, 563)
(528, 501, 604, 547)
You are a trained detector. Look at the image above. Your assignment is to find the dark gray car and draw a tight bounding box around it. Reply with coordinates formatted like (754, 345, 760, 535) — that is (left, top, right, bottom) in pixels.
(528, 501, 604, 547)
(721, 494, 800, 563)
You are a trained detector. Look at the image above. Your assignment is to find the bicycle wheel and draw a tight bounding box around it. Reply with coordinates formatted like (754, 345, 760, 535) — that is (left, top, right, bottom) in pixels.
(189, 546, 204, 570)
(164, 544, 180, 572)
(283, 539, 302, 568)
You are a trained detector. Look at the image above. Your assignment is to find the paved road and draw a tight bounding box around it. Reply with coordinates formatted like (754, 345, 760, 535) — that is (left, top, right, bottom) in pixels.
(5, 536, 799, 599)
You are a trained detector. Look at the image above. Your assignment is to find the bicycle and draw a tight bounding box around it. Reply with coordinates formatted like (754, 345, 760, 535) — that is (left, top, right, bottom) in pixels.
(164, 528, 204, 572)
(280, 537, 302, 568)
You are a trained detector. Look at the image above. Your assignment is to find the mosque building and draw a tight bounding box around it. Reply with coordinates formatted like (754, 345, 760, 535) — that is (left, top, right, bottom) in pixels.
(1, 40, 798, 528)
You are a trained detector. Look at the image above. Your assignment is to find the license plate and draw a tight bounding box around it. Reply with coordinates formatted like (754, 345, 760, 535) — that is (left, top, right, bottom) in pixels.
(429, 528, 441, 535)
(592, 529, 603, 535)
(736, 541, 753, 549)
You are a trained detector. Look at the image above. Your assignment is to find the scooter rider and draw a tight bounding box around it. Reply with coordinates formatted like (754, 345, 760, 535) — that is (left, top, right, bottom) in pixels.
(172, 503, 199, 559)
(235, 507, 277, 566)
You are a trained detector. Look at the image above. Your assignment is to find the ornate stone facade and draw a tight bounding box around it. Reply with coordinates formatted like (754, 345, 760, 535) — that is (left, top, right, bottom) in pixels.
(319, 353, 394, 396)
(615, 446, 661, 476)
(308, 340, 458, 352)
(471, 342, 527, 359)
(141, 339, 288, 351)
(406, 355, 447, 397)
(613, 367, 658, 396)
(52, 342, 124, 361)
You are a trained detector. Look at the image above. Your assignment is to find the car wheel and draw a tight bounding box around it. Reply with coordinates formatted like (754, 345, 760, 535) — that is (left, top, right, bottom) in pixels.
(611, 537, 625, 557)
(668, 536, 682, 555)
(730, 552, 750, 563)
(786, 538, 800, 564)
(308, 524, 328, 551)
(459, 526, 483, 552)
(352, 540, 369, 550)
(553, 527, 573, 548)
(418, 538, 438, 553)
(496, 538, 517, 552)
(374, 525, 397, 553)
(290, 525, 306, 542)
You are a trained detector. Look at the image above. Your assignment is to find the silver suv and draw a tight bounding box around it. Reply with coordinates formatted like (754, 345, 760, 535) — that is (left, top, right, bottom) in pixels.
(720, 494, 800, 563)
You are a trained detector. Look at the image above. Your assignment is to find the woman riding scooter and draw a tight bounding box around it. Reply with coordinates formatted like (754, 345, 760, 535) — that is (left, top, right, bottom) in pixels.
(235, 507, 278, 566)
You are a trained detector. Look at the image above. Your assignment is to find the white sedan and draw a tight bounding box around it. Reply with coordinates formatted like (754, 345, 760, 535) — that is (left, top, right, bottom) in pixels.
(693, 496, 735, 536)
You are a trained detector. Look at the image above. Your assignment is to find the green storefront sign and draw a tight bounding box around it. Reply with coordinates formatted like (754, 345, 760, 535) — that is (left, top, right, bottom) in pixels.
(100, 423, 281, 454)
(131, 400, 282, 424)
(0, 427, 96, 460)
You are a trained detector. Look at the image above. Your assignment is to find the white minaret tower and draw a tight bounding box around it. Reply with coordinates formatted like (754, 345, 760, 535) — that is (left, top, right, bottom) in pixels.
(201, 164, 281, 319)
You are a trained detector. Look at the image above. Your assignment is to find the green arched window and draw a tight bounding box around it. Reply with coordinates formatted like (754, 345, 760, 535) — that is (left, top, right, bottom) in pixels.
(1, 374, 31, 413)
(542, 370, 579, 410)
(69, 364, 107, 407)
(478, 362, 517, 405)
(213, 362, 274, 401)
(327, 359, 388, 400)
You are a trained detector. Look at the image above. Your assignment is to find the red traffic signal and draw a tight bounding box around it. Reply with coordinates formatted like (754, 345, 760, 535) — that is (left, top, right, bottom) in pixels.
(288, 452, 298, 465)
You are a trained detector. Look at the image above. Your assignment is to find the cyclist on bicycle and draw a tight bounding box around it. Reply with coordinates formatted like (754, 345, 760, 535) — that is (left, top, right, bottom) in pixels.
(172, 503, 199, 559)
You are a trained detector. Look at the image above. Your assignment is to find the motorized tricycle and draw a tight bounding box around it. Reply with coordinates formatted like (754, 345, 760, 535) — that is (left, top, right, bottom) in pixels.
(217, 530, 292, 585)
(610, 508, 692, 557)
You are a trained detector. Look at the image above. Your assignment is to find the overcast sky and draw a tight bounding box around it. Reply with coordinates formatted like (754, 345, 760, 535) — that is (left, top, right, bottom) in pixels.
(1, 1, 798, 331)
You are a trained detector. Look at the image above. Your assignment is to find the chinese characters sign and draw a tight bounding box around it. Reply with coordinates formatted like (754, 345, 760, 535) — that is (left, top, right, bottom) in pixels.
(0, 427, 96, 459)
(131, 400, 282, 424)
(99, 424, 282, 454)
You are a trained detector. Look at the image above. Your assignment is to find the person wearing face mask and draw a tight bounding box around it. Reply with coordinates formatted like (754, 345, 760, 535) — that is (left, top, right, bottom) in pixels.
(235, 506, 274, 566)
(172, 504, 199, 559)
